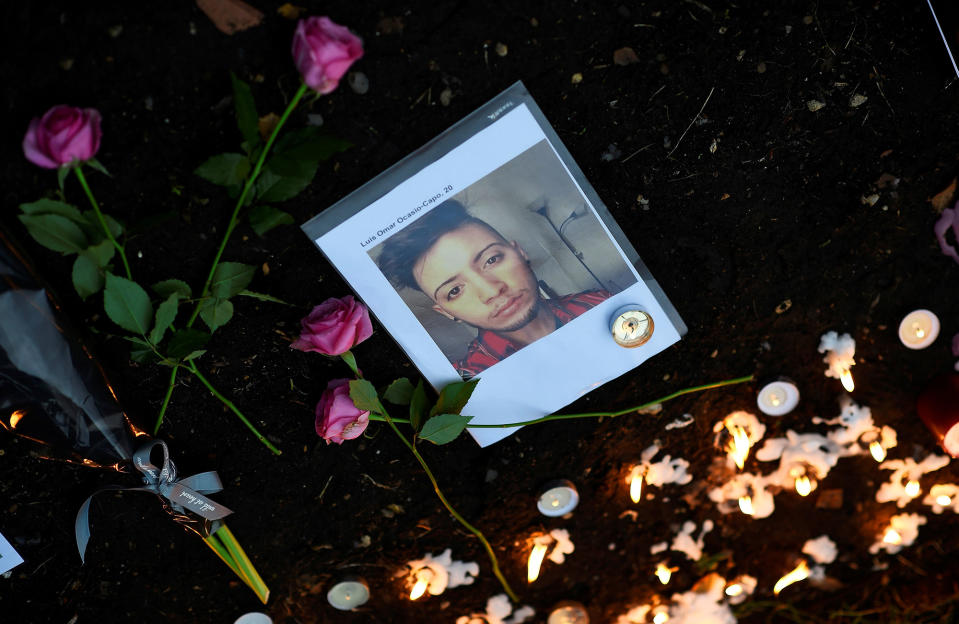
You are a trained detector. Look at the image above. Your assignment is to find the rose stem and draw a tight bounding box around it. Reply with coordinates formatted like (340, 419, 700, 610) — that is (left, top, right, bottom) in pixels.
(186, 82, 310, 328)
(467, 375, 754, 428)
(152, 364, 180, 434)
(187, 360, 282, 455)
(73, 166, 132, 279)
(378, 406, 519, 602)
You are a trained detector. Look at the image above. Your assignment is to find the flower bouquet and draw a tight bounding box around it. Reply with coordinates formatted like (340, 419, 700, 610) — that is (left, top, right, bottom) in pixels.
(0, 226, 269, 602)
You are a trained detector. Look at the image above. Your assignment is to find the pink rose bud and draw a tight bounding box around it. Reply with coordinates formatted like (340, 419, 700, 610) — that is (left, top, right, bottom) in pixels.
(291, 16, 364, 94)
(291, 295, 373, 355)
(22, 105, 102, 169)
(315, 378, 370, 444)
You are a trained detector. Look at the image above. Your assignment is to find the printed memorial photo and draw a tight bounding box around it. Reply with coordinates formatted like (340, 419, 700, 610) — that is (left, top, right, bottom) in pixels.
(303, 82, 686, 446)
(367, 140, 637, 379)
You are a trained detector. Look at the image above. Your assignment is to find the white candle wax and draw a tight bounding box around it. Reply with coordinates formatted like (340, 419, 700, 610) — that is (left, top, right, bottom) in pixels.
(898, 309, 940, 350)
(537, 480, 579, 516)
(547, 601, 590, 624)
(757, 381, 800, 416)
(327, 578, 370, 611)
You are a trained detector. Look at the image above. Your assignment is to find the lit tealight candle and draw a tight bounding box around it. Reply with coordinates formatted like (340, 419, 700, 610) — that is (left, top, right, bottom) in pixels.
(898, 310, 940, 350)
(757, 380, 800, 416)
(234, 613, 272, 624)
(537, 479, 580, 517)
(326, 577, 370, 611)
(917, 373, 959, 458)
(905, 480, 921, 498)
(547, 601, 590, 624)
(869, 441, 887, 462)
(409, 568, 434, 600)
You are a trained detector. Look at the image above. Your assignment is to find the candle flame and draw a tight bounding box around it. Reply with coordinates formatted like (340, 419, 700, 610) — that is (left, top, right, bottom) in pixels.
(9, 410, 25, 429)
(840, 369, 855, 392)
(739, 495, 754, 516)
(869, 441, 886, 462)
(655, 562, 675, 585)
(913, 322, 925, 339)
(883, 528, 902, 545)
(629, 466, 644, 503)
(905, 480, 920, 498)
(527, 543, 549, 583)
(795, 475, 813, 497)
(409, 568, 433, 600)
(773, 560, 810, 595)
(726, 423, 751, 470)
(725, 583, 743, 597)
(937, 495, 952, 506)
(653, 612, 670, 624)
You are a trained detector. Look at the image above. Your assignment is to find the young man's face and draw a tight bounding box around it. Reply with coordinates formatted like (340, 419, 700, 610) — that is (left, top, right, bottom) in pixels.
(412, 222, 540, 332)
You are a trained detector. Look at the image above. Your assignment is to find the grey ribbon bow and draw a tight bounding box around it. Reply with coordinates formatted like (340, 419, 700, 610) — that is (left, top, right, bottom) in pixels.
(75, 439, 232, 562)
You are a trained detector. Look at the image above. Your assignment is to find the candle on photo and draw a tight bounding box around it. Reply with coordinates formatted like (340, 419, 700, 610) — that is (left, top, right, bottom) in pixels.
(326, 577, 370, 611)
(757, 380, 800, 416)
(917, 374, 959, 457)
(537, 479, 580, 517)
(547, 601, 590, 624)
(898, 309, 940, 350)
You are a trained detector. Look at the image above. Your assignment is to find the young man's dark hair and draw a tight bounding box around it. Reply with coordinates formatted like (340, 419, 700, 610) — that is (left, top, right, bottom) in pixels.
(377, 199, 497, 292)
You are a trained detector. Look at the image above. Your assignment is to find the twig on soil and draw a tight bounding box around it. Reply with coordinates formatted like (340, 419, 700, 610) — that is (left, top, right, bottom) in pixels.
(621, 143, 654, 163)
(813, 5, 837, 57)
(873, 66, 895, 116)
(360, 473, 396, 490)
(666, 86, 715, 159)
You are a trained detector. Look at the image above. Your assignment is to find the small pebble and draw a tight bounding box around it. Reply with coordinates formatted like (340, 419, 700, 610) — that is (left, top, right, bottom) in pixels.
(495, 41, 508, 56)
(108, 24, 123, 38)
(807, 99, 826, 112)
(571, 72, 583, 84)
(59, 58, 74, 71)
(613, 46, 639, 66)
(757, 61, 767, 73)
(307, 113, 324, 126)
(348, 72, 369, 95)
(849, 93, 868, 108)
(439, 88, 452, 107)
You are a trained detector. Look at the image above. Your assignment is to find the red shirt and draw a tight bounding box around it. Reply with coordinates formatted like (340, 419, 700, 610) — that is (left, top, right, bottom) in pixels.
(456, 289, 611, 379)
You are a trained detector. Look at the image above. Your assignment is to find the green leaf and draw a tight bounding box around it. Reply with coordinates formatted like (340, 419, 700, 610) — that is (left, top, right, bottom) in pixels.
(429, 379, 480, 418)
(237, 289, 290, 305)
(274, 127, 352, 161)
(183, 350, 206, 361)
(71, 240, 115, 300)
(85, 158, 111, 177)
(418, 413, 472, 445)
(167, 329, 211, 360)
(20, 198, 84, 222)
(248, 204, 293, 236)
(18, 213, 88, 254)
(57, 167, 70, 194)
(103, 273, 154, 335)
(123, 336, 156, 363)
(349, 379, 383, 415)
(152, 279, 192, 299)
(81, 210, 124, 240)
(195, 153, 250, 187)
(210, 262, 256, 299)
(149, 294, 181, 344)
(340, 351, 359, 376)
(254, 159, 318, 203)
(409, 379, 429, 432)
(230, 72, 260, 150)
(383, 378, 415, 406)
(199, 298, 234, 332)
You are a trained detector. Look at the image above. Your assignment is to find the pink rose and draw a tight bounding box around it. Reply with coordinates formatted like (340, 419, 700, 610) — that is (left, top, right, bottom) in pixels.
(316, 379, 370, 444)
(23, 105, 102, 169)
(291, 16, 363, 94)
(291, 295, 373, 355)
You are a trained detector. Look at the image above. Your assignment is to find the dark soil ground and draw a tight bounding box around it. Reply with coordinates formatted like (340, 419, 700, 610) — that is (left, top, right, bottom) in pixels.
(3, 1, 959, 623)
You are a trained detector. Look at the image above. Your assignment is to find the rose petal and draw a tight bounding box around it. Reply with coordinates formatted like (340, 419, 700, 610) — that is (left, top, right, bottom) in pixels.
(935, 207, 959, 264)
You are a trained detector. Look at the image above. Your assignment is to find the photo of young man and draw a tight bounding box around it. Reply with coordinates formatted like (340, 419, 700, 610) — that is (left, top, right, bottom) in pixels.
(376, 200, 611, 378)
